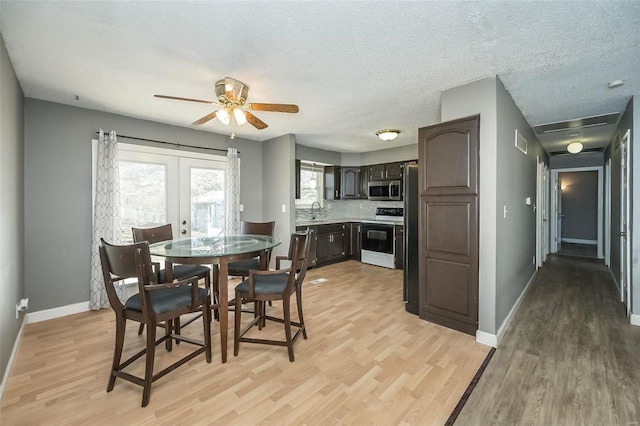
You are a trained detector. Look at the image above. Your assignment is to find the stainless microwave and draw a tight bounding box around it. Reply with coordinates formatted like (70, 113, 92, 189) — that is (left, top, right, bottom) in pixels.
(368, 180, 401, 201)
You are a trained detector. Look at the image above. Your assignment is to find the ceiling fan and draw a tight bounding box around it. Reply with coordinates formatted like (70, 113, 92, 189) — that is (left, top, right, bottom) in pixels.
(154, 77, 299, 136)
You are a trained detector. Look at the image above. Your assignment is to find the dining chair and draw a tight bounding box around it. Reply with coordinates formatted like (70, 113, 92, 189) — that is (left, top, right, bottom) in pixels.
(132, 224, 212, 331)
(99, 239, 212, 407)
(234, 230, 310, 362)
(227, 220, 276, 279)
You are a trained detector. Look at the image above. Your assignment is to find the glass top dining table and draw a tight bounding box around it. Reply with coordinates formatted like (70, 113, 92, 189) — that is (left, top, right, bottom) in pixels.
(148, 234, 281, 363)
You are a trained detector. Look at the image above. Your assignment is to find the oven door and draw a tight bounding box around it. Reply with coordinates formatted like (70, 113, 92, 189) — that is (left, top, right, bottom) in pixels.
(361, 223, 394, 254)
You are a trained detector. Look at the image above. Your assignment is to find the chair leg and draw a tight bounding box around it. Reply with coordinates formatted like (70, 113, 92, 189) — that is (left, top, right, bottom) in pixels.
(137, 323, 145, 335)
(283, 296, 294, 362)
(165, 319, 173, 352)
(234, 294, 242, 356)
(212, 267, 220, 321)
(108, 316, 127, 392)
(203, 299, 212, 363)
(296, 287, 307, 339)
(141, 322, 157, 407)
(174, 317, 181, 344)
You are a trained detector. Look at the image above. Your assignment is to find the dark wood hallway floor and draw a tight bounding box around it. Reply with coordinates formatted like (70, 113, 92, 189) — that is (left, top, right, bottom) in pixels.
(455, 254, 640, 425)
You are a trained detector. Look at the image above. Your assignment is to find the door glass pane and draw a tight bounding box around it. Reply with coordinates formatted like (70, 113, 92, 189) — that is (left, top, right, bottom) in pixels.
(119, 161, 167, 243)
(190, 167, 225, 237)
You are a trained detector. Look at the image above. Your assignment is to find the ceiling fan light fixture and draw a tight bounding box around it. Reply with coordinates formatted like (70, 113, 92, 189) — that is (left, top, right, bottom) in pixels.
(215, 108, 231, 125)
(567, 141, 583, 154)
(233, 108, 247, 126)
(376, 129, 400, 141)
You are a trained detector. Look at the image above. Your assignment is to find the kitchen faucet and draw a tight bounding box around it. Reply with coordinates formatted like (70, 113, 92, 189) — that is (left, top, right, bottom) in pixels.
(311, 201, 321, 220)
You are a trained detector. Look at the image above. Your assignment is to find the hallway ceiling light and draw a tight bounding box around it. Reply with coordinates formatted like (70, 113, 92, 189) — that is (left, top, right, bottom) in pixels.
(376, 129, 400, 141)
(567, 141, 583, 154)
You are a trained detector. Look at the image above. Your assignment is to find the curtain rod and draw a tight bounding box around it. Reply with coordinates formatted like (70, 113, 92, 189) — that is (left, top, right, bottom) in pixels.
(95, 131, 238, 154)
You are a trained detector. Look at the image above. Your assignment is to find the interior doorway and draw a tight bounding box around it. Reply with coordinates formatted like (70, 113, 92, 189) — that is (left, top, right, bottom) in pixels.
(550, 166, 603, 259)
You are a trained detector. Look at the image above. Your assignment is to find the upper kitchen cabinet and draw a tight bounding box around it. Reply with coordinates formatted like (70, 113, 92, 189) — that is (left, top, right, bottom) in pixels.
(324, 165, 341, 200)
(369, 162, 404, 181)
(341, 167, 370, 199)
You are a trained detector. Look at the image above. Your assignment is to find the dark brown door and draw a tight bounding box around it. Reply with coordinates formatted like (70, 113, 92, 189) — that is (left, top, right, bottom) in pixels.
(418, 115, 479, 335)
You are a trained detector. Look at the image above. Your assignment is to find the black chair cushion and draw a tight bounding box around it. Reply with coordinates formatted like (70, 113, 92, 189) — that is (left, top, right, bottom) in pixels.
(228, 258, 260, 275)
(159, 264, 210, 282)
(125, 286, 208, 314)
(235, 272, 289, 295)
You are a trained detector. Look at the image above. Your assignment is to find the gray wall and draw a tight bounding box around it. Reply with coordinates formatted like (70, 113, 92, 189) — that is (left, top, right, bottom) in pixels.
(440, 76, 544, 336)
(559, 171, 598, 241)
(24, 99, 264, 312)
(549, 151, 604, 169)
(441, 77, 498, 335)
(263, 134, 296, 262)
(494, 78, 544, 331)
(0, 33, 25, 386)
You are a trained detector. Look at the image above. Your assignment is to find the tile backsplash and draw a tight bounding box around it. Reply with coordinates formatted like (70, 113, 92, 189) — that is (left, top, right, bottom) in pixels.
(296, 199, 403, 222)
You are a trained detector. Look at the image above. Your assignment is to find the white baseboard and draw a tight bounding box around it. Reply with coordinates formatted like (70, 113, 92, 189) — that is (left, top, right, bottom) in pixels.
(476, 330, 497, 347)
(631, 313, 640, 326)
(0, 317, 26, 401)
(561, 238, 597, 245)
(27, 300, 90, 324)
(475, 269, 537, 349)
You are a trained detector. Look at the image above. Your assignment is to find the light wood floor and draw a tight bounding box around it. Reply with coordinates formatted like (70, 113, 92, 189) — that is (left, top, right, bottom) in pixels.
(1, 261, 489, 425)
(455, 254, 640, 425)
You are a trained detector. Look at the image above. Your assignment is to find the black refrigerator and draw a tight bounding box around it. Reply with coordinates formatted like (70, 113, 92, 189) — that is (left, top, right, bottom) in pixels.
(403, 162, 419, 314)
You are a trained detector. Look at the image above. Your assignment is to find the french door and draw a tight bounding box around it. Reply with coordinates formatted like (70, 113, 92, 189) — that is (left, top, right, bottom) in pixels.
(118, 145, 226, 243)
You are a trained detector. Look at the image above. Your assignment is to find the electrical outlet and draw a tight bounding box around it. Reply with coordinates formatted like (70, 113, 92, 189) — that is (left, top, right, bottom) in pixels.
(239, 204, 244, 212)
(15, 298, 29, 319)
(282, 204, 286, 213)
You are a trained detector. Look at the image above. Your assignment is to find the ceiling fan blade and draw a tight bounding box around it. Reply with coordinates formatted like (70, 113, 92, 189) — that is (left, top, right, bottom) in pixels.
(245, 111, 268, 130)
(248, 103, 299, 113)
(192, 111, 219, 125)
(155, 94, 215, 104)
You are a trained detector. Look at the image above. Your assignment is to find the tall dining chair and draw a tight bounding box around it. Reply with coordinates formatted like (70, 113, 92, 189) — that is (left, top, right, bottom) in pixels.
(133, 224, 212, 332)
(99, 239, 212, 407)
(234, 230, 310, 362)
(227, 220, 276, 279)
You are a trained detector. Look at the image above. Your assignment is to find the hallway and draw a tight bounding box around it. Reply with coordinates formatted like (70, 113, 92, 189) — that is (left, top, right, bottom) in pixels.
(455, 254, 640, 425)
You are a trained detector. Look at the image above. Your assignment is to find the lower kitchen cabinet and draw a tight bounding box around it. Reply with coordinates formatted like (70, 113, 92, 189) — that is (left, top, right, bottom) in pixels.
(315, 223, 346, 266)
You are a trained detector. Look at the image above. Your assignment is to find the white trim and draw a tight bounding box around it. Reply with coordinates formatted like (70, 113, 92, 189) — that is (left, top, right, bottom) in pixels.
(475, 330, 497, 348)
(631, 314, 640, 327)
(27, 301, 91, 324)
(118, 141, 226, 161)
(561, 238, 597, 245)
(0, 317, 27, 401)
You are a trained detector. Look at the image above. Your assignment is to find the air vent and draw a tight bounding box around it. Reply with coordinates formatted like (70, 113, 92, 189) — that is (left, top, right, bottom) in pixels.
(549, 147, 604, 156)
(515, 129, 527, 154)
(534, 112, 619, 134)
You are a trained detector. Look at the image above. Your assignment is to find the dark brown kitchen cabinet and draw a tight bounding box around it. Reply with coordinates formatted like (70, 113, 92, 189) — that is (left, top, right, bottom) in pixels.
(315, 223, 346, 266)
(395, 225, 404, 270)
(340, 167, 359, 199)
(324, 166, 341, 200)
(295, 159, 301, 199)
(358, 167, 369, 199)
(351, 222, 362, 260)
(369, 162, 404, 181)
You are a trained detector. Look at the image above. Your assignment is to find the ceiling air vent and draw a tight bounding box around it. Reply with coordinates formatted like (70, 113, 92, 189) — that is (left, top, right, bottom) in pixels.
(534, 112, 619, 134)
(515, 129, 527, 154)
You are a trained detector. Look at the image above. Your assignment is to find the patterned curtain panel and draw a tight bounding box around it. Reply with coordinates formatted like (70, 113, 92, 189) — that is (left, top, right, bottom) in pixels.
(89, 130, 123, 310)
(225, 147, 241, 234)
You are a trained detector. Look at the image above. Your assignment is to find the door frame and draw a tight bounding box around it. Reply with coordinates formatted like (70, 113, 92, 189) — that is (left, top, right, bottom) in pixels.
(536, 157, 549, 268)
(549, 166, 604, 258)
(605, 157, 612, 267)
(619, 130, 631, 312)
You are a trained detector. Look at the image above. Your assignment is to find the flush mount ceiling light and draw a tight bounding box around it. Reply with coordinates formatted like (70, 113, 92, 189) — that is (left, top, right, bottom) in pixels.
(608, 79, 625, 89)
(376, 129, 400, 141)
(567, 141, 583, 154)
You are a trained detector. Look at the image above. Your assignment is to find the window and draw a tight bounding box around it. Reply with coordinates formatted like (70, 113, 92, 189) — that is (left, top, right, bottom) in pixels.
(296, 161, 324, 208)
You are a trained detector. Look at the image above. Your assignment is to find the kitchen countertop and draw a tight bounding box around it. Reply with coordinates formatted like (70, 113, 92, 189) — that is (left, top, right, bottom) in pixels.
(296, 218, 403, 227)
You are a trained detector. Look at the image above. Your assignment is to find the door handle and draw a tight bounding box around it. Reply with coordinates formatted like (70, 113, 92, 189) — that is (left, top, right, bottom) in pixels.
(182, 220, 187, 225)
(181, 229, 187, 235)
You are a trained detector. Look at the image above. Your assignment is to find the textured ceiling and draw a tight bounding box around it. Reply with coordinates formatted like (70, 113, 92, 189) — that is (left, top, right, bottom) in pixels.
(1, 1, 639, 154)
